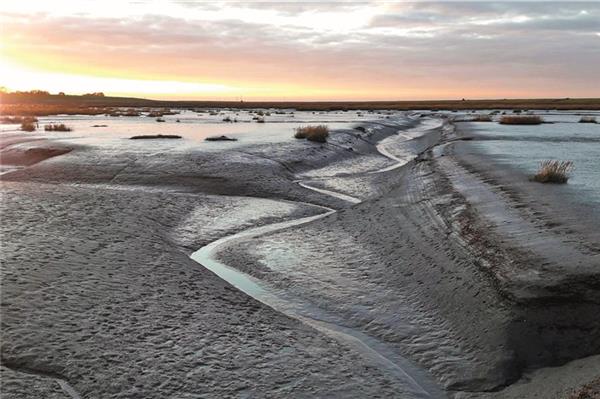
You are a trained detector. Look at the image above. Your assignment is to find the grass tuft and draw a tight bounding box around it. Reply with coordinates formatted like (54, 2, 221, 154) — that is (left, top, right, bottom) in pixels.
(499, 115, 543, 125)
(130, 134, 181, 140)
(473, 114, 492, 122)
(532, 160, 574, 184)
(579, 116, 597, 123)
(294, 125, 329, 143)
(123, 109, 141, 117)
(44, 123, 72, 132)
(20, 121, 37, 131)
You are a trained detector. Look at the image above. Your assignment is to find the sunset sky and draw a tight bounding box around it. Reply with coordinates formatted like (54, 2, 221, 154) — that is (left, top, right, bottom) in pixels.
(1, 1, 599, 100)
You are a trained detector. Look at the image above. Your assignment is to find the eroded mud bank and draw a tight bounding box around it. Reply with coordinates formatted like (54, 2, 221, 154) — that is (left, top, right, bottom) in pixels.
(209, 120, 600, 397)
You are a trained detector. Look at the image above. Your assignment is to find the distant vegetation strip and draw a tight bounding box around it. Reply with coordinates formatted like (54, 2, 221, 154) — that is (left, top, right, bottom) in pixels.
(1, 92, 600, 115)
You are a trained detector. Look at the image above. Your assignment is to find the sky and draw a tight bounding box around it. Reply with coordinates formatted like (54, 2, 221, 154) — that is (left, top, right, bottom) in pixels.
(1, 1, 599, 101)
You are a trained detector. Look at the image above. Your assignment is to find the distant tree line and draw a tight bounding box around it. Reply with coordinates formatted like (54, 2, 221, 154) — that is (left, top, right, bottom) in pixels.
(0, 89, 105, 97)
(8, 90, 51, 96)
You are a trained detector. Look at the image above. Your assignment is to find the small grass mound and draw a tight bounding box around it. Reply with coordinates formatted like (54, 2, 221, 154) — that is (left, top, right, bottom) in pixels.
(129, 134, 182, 140)
(294, 125, 329, 143)
(123, 109, 141, 117)
(205, 135, 237, 142)
(579, 116, 597, 123)
(473, 114, 492, 122)
(532, 160, 574, 184)
(499, 115, 543, 125)
(44, 123, 72, 132)
(20, 121, 37, 132)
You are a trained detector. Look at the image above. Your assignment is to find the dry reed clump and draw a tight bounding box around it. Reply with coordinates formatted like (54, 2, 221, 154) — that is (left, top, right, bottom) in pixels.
(579, 116, 597, 123)
(20, 121, 37, 131)
(294, 125, 329, 143)
(123, 109, 141, 117)
(130, 134, 181, 140)
(44, 123, 72, 132)
(499, 115, 543, 125)
(473, 114, 493, 122)
(532, 160, 574, 184)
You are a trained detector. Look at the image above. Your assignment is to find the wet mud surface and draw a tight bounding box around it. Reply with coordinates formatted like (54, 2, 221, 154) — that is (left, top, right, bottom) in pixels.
(2, 113, 599, 398)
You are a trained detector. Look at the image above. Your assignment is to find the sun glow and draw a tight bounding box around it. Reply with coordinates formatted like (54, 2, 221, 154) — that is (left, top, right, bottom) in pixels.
(0, 60, 237, 98)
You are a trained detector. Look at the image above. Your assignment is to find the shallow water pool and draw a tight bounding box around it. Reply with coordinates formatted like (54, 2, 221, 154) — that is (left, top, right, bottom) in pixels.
(466, 113, 600, 207)
(0, 109, 403, 148)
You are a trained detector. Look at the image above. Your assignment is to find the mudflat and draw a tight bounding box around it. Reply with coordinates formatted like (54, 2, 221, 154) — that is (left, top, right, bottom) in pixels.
(1, 113, 599, 398)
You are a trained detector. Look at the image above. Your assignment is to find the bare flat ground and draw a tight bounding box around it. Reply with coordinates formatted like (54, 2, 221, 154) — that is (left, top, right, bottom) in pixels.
(1, 115, 599, 398)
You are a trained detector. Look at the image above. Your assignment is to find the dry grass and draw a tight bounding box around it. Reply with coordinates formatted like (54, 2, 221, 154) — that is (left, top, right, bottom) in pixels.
(579, 116, 597, 123)
(499, 115, 543, 125)
(532, 160, 574, 184)
(44, 123, 72, 132)
(122, 109, 141, 117)
(20, 121, 36, 131)
(473, 114, 493, 122)
(130, 134, 181, 140)
(205, 135, 237, 142)
(294, 125, 329, 143)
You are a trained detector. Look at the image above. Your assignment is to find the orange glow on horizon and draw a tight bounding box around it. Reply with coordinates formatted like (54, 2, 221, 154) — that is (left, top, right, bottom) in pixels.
(2, 1, 598, 101)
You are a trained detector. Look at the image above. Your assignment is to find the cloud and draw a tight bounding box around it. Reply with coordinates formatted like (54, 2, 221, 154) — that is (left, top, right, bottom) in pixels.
(1, 1, 599, 99)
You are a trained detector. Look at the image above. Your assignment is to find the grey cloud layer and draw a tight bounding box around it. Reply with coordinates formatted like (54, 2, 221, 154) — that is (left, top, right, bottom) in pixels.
(2, 1, 599, 95)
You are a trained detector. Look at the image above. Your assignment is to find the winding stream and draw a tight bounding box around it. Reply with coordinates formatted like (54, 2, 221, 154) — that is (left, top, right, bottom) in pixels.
(190, 117, 446, 398)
